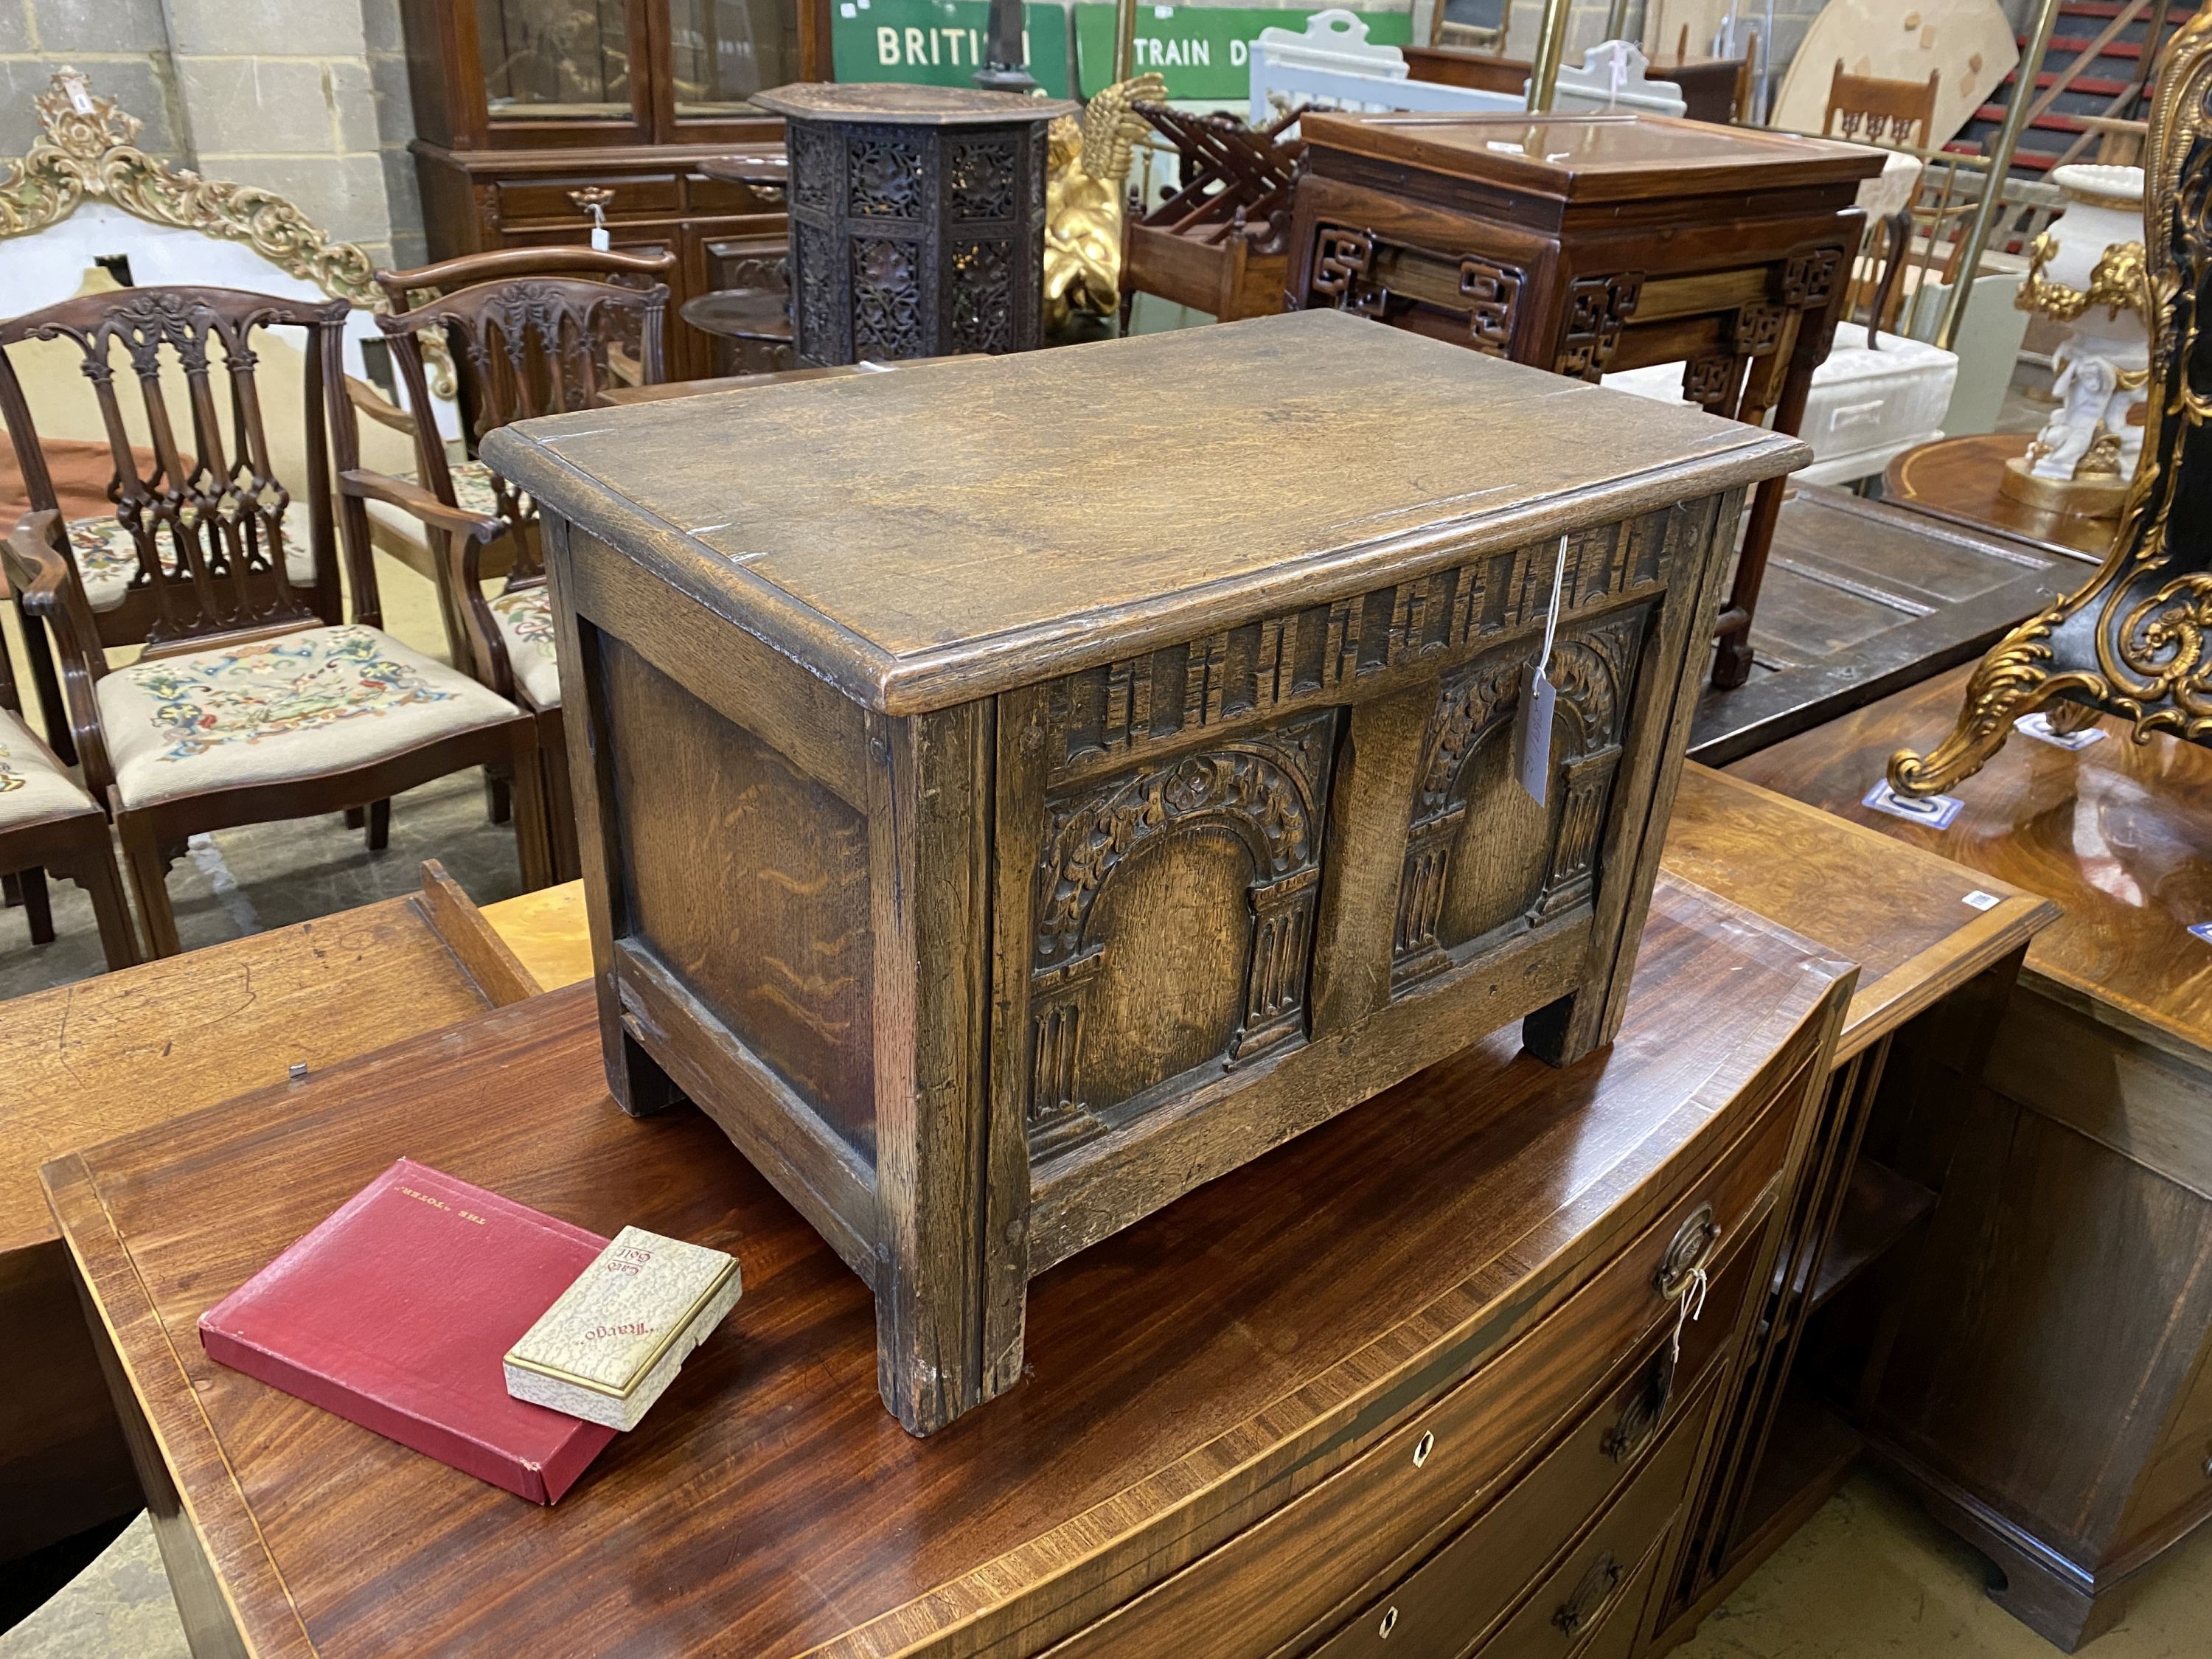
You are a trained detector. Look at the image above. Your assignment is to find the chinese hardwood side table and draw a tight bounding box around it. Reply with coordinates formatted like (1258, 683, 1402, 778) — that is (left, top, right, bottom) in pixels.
(752, 83, 1074, 366)
(486, 310, 1804, 1433)
(1284, 111, 1882, 691)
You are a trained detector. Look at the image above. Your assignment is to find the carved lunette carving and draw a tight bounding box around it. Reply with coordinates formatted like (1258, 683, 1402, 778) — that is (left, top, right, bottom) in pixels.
(1027, 712, 1334, 1153)
(1394, 610, 1647, 984)
(1045, 512, 1673, 779)
(0, 69, 458, 396)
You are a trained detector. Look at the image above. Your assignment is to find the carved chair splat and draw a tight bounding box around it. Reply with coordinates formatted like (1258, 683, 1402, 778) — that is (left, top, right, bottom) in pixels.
(0, 285, 550, 956)
(355, 247, 674, 881)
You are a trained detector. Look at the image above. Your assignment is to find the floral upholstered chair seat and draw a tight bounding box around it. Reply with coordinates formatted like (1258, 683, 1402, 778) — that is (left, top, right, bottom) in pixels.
(0, 706, 97, 828)
(65, 514, 318, 611)
(94, 623, 520, 809)
(485, 585, 560, 709)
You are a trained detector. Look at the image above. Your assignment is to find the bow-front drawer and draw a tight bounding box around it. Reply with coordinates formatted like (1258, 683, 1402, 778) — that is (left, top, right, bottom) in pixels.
(1050, 1054, 1809, 1659)
(1472, 1374, 1714, 1659)
(1305, 1237, 1756, 1659)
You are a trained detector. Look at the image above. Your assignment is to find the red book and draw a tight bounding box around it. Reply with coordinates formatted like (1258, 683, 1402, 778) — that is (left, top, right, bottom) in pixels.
(199, 1158, 616, 1504)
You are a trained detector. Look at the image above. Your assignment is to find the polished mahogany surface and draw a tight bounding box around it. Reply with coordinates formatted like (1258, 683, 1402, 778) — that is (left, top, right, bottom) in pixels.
(1883, 434, 2117, 563)
(1294, 111, 1876, 201)
(1663, 765, 2052, 1061)
(51, 874, 1843, 1659)
(1730, 663, 2212, 1051)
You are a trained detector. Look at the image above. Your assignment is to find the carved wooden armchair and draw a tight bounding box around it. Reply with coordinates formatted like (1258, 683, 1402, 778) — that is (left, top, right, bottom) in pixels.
(1891, 10, 2212, 796)
(0, 608, 136, 968)
(0, 286, 550, 956)
(358, 248, 672, 879)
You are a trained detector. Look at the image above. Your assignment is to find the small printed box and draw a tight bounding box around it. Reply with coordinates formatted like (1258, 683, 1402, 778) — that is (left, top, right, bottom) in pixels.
(504, 1227, 742, 1431)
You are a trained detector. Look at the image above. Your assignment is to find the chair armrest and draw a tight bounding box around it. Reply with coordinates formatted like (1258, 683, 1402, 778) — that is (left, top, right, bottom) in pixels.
(339, 467, 507, 544)
(346, 375, 420, 437)
(4, 511, 116, 796)
(339, 470, 520, 698)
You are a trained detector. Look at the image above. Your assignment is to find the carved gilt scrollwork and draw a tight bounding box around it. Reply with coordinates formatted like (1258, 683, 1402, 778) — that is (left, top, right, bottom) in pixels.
(1891, 8, 2212, 793)
(1027, 712, 1334, 1152)
(1394, 614, 1645, 984)
(0, 69, 457, 396)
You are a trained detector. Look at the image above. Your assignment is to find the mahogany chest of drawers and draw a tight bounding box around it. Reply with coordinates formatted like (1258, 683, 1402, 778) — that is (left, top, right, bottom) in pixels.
(486, 310, 1804, 1433)
(52, 874, 1851, 1658)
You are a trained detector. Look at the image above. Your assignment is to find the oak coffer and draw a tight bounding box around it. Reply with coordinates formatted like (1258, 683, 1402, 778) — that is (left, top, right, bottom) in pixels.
(484, 310, 1806, 1433)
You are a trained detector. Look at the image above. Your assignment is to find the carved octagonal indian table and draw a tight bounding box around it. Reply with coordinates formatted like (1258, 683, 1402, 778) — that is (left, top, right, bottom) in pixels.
(1284, 111, 1881, 690)
(484, 310, 1805, 1433)
(751, 82, 1073, 366)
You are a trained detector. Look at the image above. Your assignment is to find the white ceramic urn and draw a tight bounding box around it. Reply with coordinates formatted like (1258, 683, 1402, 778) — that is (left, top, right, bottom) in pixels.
(2020, 163, 2150, 492)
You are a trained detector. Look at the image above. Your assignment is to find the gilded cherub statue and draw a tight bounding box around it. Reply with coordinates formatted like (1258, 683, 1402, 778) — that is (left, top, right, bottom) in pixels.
(1044, 74, 1166, 330)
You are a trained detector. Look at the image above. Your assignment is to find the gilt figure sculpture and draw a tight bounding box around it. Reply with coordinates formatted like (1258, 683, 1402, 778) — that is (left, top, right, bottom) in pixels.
(1043, 74, 1166, 330)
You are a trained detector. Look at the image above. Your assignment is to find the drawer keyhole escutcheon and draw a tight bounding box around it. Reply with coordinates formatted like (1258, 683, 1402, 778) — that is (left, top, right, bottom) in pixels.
(1554, 1551, 1625, 1638)
(1412, 1430, 1435, 1468)
(1658, 1203, 1720, 1300)
(1378, 1606, 1399, 1639)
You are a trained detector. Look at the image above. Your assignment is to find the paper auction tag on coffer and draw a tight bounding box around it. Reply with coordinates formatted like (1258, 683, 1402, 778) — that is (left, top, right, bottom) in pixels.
(1516, 659, 1557, 808)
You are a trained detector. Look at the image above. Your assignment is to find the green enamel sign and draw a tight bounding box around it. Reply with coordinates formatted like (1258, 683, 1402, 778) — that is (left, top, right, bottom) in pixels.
(1072, 4, 1411, 100)
(830, 0, 1077, 100)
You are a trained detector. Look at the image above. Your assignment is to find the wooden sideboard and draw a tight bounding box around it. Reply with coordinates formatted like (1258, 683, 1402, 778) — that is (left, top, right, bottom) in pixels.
(408, 143, 790, 384)
(0, 865, 538, 1568)
(1652, 765, 2055, 1641)
(51, 872, 1850, 1658)
(1730, 664, 2212, 1649)
(1284, 112, 1881, 690)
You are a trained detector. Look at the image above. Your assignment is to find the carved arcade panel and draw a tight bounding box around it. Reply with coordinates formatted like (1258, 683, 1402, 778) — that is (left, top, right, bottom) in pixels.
(1042, 513, 1674, 779)
(1394, 608, 1651, 987)
(1026, 710, 1337, 1155)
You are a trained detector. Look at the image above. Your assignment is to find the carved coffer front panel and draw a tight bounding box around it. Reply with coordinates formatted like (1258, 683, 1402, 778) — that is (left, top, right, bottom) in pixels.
(1026, 710, 1337, 1154)
(1395, 608, 1651, 987)
(602, 636, 877, 1155)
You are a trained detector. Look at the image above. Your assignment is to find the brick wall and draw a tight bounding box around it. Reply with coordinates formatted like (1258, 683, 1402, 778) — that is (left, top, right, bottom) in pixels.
(0, 0, 422, 268)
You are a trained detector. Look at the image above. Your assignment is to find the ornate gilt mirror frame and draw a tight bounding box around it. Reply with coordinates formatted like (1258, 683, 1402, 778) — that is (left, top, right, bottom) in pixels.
(1890, 9, 2212, 793)
(0, 66, 453, 394)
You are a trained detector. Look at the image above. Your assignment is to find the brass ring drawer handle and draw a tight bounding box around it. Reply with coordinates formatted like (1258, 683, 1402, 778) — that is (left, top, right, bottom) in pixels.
(1554, 1551, 1625, 1638)
(1377, 1605, 1399, 1639)
(1657, 1203, 1719, 1301)
(1412, 1430, 1435, 1468)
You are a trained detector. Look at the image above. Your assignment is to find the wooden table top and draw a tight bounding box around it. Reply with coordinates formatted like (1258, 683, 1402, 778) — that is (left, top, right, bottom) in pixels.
(49, 874, 1846, 1659)
(485, 310, 1804, 716)
(1296, 111, 1879, 201)
(1883, 434, 2117, 564)
(0, 865, 534, 1262)
(1664, 766, 2053, 1061)
(1728, 663, 2212, 1057)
